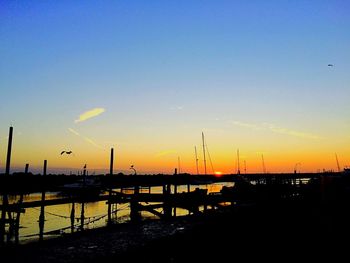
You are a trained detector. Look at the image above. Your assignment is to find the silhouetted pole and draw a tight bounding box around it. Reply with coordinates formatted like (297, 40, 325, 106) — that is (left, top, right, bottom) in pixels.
(6, 126, 13, 175)
(163, 175, 171, 219)
(108, 148, 114, 225)
(195, 146, 199, 175)
(80, 202, 85, 231)
(129, 165, 140, 222)
(80, 164, 86, 231)
(82, 164, 87, 188)
(173, 168, 177, 217)
(261, 154, 266, 174)
(70, 203, 75, 233)
(15, 164, 29, 244)
(39, 160, 47, 241)
(202, 132, 207, 175)
(174, 168, 178, 193)
(335, 153, 341, 172)
(1, 126, 14, 244)
(237, 149, 241, 175)
(110, 148, 114, 176)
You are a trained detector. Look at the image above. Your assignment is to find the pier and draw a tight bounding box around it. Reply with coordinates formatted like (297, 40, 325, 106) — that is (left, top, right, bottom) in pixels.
(1, 168, 346, 244)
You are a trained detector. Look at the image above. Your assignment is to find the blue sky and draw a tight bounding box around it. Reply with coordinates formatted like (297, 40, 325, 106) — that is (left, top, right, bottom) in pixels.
(0, 1, 349, 174)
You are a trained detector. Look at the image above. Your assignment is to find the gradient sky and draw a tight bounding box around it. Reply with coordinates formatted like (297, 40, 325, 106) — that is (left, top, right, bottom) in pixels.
(1, 1, 349, 174)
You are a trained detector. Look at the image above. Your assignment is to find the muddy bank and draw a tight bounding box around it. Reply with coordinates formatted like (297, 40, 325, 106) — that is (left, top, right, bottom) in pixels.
(1, 215, 199, 263)
(2, 201, 350, 262)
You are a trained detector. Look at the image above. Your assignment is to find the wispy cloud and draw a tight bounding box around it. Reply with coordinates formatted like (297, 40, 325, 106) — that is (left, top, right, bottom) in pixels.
(68, 128, 80, 136)
(170, 105, 184, 111)
(231, 121, 322, 140)
(231, 121, 263, 130)
(83, 137, 101, 148)
(75, 108, 105, 123)
(68, 128, 103, 149)
(155, 150, 177, 157)
(263, 123, 323, 140)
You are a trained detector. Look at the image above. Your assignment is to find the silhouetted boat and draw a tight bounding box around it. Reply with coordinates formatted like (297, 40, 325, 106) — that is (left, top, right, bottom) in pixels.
(59, 177, 102, 197)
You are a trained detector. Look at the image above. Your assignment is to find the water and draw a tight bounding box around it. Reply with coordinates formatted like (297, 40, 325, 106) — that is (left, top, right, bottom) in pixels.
(2, 182, 234, 244)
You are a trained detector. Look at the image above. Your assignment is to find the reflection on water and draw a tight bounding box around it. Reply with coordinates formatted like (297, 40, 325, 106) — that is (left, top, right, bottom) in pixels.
(2, 182, 234, 244)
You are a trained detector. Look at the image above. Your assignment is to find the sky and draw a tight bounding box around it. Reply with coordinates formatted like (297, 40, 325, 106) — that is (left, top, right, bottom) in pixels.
(0, 0, 349, 174)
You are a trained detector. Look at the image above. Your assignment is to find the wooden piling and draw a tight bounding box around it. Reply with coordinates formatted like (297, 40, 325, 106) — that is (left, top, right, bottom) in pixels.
(70, 202, 75, 233)
(108, 148, 114, 225)
(5, 126, 13, 175)
(163, 181, 172, 219)
(173, 168, 177, 217)
(80, 202, 85, 231)
(1, 127, 14, 244)
(130, 189, 140, 222)
(14, 164, 29, 243)
(39, 160, 47, 241)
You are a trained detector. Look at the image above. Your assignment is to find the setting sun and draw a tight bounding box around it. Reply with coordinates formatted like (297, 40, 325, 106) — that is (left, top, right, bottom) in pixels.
(214, 171, 223, 177)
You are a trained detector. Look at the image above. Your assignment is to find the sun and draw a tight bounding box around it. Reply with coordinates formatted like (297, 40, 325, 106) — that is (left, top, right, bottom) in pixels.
(214, 171, 222, 177)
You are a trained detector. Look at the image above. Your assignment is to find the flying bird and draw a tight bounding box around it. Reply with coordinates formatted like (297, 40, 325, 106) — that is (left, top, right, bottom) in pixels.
(328, 64, 334, 67)
(61, 150, 73, 155)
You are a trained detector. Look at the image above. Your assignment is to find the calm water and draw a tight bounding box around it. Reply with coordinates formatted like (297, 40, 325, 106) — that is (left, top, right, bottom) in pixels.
(3, 182, 234, 244)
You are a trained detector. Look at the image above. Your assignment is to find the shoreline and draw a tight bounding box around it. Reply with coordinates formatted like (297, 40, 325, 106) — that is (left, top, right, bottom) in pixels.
(2, 199, 350, 262)
(1, 212, 209, 263)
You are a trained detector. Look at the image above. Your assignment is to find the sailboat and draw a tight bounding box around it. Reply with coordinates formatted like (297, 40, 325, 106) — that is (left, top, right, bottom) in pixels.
(59, 165, 102, 197)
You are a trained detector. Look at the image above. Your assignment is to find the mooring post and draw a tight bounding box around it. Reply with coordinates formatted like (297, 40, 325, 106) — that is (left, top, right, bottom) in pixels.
(173, 168, 177, 217)
(108, 148, 114, 225)
(5, 126, 13, 175)
(162, 174, 172, 219)
(39, 160, 47, 241)
(1, 126, 14, 244)
(130, 187, 140, 222)
(174, 168, 177, 193)
(80, 202, 85, 231)
(70, 202, 75, 233)
(15, 163, 29, 244)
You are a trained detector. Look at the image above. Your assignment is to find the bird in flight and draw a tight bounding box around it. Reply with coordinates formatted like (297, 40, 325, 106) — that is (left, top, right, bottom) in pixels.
(61, 150, 73, 155)
(328, 64, 334, 67)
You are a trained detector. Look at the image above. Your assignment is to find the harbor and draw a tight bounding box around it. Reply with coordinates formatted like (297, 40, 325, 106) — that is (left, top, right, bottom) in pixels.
(0, 126, 349, 262)
(1, 172, 350, 262)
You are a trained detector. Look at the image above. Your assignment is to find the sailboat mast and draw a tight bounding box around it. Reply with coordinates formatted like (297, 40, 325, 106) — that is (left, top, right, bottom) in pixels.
(237, 149, 241, 175)
(202, 132, 207, 175)
(335, 153, 341, 172)
(261, 154, 266, 174)
(195, 146, 199, 175)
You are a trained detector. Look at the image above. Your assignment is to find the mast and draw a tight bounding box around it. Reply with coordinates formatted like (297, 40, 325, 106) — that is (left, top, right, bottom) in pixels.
(195, 146, 199, 175)
(261, 154, 266, 174)
(202, 132, 207, 175)
(335, 153, 341, 172)
(237, 149, 240, 175)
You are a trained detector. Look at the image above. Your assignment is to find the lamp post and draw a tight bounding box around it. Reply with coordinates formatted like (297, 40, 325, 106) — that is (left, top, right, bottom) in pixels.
(130, 165, 137, 175)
